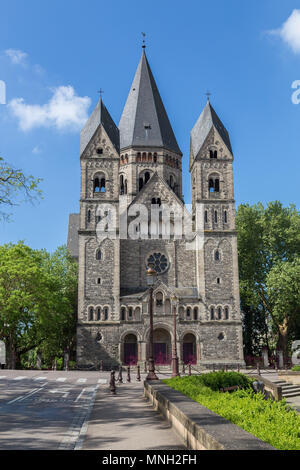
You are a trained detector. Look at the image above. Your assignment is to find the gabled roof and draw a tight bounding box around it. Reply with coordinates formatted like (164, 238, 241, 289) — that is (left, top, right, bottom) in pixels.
(128, 171, 185, 210)
(190, 100, 232, 161)
(80, 99, 120, 156)
(119, 50, 182, 155)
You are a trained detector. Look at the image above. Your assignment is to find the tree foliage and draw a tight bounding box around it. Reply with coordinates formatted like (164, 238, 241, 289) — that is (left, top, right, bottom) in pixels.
(236, 201, 300, 358)
(0, 242, 77, 368)
(0, 157, 42, 220)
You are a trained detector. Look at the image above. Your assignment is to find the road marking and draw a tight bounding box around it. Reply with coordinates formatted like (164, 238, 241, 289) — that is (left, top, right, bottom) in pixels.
(49, 388, 71, 398)
(75, 388, 87, 402)
(76, 378, 87, 383)
(7, 384, 47, 404)
(14, 376, 27, 380)
(97, 379, 107, 384)
(56, 378, 67, 382)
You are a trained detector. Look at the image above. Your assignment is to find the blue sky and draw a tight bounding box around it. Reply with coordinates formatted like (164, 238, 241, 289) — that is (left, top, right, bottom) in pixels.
(0, 0, 299, 252)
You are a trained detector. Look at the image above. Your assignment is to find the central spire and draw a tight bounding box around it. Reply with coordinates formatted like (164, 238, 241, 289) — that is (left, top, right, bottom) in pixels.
(119, 49, 182, 155)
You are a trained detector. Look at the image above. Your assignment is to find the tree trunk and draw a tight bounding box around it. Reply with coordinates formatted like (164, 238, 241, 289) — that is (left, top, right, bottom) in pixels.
(277, 319, 289, 358)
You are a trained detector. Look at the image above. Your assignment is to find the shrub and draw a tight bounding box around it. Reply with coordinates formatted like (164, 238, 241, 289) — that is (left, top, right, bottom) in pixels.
(163, 372, 300, 450)
(291, 365, 300, 371)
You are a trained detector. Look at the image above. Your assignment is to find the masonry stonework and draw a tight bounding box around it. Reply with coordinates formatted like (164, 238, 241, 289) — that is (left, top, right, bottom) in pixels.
(68, 48, 245, 368)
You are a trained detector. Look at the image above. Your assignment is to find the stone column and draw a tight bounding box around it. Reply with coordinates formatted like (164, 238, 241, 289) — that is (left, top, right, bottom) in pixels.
(277, 350, 284, 369)
(262, 347, 269, 368)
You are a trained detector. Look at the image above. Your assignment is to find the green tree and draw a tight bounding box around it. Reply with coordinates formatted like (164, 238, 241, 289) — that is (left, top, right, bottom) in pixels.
(0, 157, 42, 220)
(0, 242, 78, 369)
(236, 201, 300, 359)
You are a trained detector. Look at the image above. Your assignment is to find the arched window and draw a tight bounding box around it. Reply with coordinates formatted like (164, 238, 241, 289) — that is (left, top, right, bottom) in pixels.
(96, 249, 102, 260)
(137, 152, 141, 162)
(215, 250, 220, 261)
(87, 209, 91, 223)
(120, 175, 124, 195)
(124, 179, 128, 195)
(121, 307, 126, 321)
(148, 152, 152, 162)
(128, 307, 133, 319)
(205, 210, 208, 223)
(217, 307, 222, 320)
(94, 175, 106, 193)
(209, 177, 220, 193)
(142, 152, 147, 162)
(214, 211, 218, 223)
(96, 307, 101, 321)
(153, 153, 157, 163)
(186, 307, 191, 319)
(144, 172, 150, 183)
(96, 148, 103, 155)
(224, 210, 228, 223)
(210, 307, 214, 320)
(125, 154, 128, 164)
(193, 307, 198, 320)
(89, 307, 94, 321)
(103, 307, 108, 320)
(156, 292, 163, 307)
(210, 149, 217, 159)
(225, 307, 229, 320)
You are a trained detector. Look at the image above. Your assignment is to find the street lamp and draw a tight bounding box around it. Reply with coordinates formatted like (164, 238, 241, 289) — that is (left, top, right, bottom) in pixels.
(171, 295, 180, 378)
(146, 264, 159, 381)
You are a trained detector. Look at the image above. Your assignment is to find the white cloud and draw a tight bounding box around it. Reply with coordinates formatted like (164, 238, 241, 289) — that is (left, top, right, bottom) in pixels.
(32, 145, 42, 154)
(4, 48, 28, 65)
(9, 86, 91, 132)
(271, 9, 300, 54)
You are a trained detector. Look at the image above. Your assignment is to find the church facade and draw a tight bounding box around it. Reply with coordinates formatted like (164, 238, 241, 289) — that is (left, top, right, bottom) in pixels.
(67, 47, 245, 368)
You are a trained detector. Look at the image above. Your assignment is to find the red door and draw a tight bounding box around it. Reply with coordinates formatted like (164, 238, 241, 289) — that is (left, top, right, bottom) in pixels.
(124, 343, 137, 365)
(183, 343, 196, 364)
(154, 343, 170, 365)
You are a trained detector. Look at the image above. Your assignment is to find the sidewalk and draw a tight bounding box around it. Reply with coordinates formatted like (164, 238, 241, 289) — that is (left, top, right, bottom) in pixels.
(80, 378, 185, 450)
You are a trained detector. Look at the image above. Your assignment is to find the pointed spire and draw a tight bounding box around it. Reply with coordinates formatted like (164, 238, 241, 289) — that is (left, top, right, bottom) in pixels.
(80, 98, 120, 155)
(119, 50, 182, 155)
(190, 100, 232, 162)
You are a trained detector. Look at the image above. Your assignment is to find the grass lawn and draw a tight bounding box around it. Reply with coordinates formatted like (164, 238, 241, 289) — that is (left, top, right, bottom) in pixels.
(163, 372, 300, 450)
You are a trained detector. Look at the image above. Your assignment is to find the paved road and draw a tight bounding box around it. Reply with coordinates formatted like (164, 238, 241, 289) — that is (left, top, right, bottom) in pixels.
(0, 370, 108, 450)
(0, 369, 183, 450)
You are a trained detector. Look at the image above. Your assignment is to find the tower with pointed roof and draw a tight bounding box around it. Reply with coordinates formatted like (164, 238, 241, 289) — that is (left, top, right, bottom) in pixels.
(69, 46, 244, 369)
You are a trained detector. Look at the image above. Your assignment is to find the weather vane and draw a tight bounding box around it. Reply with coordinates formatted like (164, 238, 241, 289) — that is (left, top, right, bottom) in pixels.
(142, 32, 146, 49)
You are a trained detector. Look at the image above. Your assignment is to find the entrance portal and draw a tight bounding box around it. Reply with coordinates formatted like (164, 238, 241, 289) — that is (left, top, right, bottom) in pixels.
(153, 328, 171, 365)
(124, 334, 137, 365)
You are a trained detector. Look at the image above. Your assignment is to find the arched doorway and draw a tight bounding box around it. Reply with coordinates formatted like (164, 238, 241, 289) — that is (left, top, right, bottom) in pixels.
(124, 334, 137, 365)
(153, 328, 171, 365)
(183, 333, 197, 364)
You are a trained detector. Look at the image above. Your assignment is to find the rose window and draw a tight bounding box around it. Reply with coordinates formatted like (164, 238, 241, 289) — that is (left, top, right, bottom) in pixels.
(147, 253, 168, 274)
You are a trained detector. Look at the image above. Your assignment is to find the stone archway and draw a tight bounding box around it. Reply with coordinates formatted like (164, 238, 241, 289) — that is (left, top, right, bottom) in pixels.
(183, 333, 197, 364)
(123, 333, 138, 365)
(153, 328, 171, 365)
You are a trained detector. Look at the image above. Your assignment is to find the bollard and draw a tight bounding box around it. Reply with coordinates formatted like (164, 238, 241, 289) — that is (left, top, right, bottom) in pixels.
(127, 366, 131, 383)
(188, 364, 191, 376)
(182, 363, 185, 374)
(136, 365, 141, 382)
(118, 365, 123, 383)
(213, 363, 215, 373)
(110, 370, 116, 395)
(100, 360, 103, 372)
(144, 361, 147, 373)
(237, 364, 240, 373)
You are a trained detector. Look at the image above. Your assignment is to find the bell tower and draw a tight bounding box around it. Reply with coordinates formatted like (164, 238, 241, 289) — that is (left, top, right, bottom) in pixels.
(190, 99, 244, 362)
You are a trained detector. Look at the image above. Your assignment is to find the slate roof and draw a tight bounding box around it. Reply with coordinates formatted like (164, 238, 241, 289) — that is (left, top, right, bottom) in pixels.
(80, 99, 120, 156)
(119, 50, 182, 155)
(190, 100, 232, 161)
(67, 213, 80, 259)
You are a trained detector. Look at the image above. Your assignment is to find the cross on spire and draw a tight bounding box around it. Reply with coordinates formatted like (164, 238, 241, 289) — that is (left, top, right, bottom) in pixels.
(97, 88, 104, 100)
(205, 91, 211, 102)
(142, 32, 146, 49)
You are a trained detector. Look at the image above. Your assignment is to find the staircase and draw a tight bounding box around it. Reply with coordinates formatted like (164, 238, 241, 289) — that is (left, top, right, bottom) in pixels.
(273, 380, 300, 398)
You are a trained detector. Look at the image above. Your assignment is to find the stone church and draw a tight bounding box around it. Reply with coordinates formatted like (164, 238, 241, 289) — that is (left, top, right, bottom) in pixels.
(67, 46, 245, 369)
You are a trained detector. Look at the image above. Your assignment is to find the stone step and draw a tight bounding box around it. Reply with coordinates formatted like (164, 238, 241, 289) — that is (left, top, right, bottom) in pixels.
(282, 391, 300, 398)
(281, 385, 300, 391)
